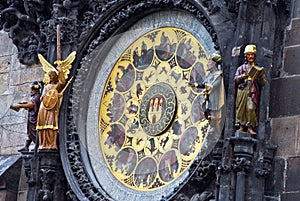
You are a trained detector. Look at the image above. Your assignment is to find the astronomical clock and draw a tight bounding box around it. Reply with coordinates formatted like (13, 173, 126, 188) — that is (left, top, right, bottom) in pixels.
(65, 10, 225, 200)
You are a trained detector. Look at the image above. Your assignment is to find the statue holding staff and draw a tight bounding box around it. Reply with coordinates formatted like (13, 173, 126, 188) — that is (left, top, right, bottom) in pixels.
(36, 24, 76, 149)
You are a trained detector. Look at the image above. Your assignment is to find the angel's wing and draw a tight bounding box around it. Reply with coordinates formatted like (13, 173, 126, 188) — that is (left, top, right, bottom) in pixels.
(38, 54, 57, 84)
(54, 51, 76, 79)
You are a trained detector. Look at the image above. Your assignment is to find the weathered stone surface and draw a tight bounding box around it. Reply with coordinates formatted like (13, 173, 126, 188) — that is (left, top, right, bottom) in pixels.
(9, 67, 42, 86)
(0, 28, 44, 154)
(270, 76, 300, 117)
(0, 121, 27, 154)
(293, 0, 300, 18)
(0, 31, 15, 56)
(286, 19, 300, 47)
(281, 192, 300, 201)
(286, 157, 300, 191)
(10, 56, 21, 71)
(29, 67, 44, 83)
(0, 94, 14, 119)
(17, 191, 27, 201)
(0, 56, 11, 73)
(0, 156, 22, 201)
(264, 196, 279, 201)
(283, 46, 300, 75)
(14, 85, 31, 95)
(0, 104, 27, 154)
(271, 117, 300, 157)
(0, 192, 5, 201)
(0, 73, 9, 94)
(265, 158, 285, 196)
(9, 70, 21, 86)
(0, 72, 42, 154)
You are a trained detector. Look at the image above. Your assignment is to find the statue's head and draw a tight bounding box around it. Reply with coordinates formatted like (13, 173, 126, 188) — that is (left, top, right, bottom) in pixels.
(244, 44, 256, 54)
(210, 51, 222, 64)
(30, 81, 41, 95)
(207, 51, 222, 71)
(244, 44, 256, 64)
(30, 81, 41, 90)
(48, 71, 58, 84)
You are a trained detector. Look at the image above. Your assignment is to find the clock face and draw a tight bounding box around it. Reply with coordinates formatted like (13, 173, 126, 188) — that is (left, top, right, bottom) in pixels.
(98, 27, 219, 191)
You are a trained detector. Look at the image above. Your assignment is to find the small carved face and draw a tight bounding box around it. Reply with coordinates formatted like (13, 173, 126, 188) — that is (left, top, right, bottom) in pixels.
(245, 53, 255, 63)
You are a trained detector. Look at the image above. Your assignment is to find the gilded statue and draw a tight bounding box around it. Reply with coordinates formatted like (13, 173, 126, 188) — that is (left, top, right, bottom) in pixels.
(36, 51, 76, 149)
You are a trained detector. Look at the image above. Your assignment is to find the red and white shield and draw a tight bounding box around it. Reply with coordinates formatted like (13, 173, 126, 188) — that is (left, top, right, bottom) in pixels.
(147, 97, 164, 124)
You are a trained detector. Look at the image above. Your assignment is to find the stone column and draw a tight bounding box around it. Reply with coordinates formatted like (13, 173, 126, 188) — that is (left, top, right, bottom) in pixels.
(217, 137, 232, 201)
(253, 144, 277, 200)
(232, 132, 256, 201)
(22, 152, 38, 201)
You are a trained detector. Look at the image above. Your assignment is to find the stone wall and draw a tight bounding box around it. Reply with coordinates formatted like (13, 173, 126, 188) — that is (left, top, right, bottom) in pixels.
(0, 31, 43, 154)
(269, 0, 300, 200)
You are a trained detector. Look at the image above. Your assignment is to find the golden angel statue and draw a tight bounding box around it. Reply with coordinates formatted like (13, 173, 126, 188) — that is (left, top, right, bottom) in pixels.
(36, 51, 76, 149)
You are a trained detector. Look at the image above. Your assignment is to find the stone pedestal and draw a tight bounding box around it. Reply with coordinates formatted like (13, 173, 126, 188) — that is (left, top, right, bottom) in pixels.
(21, 150, 67, 201)
(232, 131, 257, 201)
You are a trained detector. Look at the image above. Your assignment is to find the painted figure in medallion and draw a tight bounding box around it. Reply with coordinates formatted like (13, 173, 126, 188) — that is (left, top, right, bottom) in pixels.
(36, 51, 76, 149)
(234, 45, 266, 134)
(156, 32, 176, 61)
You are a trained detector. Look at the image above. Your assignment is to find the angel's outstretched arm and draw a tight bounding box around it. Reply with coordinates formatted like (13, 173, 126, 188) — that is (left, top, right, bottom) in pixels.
(57, 66, 66, 92)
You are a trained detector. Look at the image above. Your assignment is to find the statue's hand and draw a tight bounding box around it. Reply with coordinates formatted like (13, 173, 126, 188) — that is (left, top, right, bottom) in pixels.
(242, 73, 248, 79)
(10, 105, 20, 112)
(189, 82, 195, 87)
(205, 84, 213, 94)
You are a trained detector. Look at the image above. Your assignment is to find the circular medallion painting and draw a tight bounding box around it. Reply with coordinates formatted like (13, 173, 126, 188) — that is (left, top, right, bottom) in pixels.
(98, 26, 224, 192)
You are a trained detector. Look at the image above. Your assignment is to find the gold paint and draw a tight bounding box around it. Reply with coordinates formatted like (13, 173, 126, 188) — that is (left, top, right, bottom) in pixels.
(98, 27, 213, 191)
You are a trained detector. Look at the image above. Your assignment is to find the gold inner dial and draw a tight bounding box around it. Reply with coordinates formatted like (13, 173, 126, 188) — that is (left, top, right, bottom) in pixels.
(99, 27, 211, 191)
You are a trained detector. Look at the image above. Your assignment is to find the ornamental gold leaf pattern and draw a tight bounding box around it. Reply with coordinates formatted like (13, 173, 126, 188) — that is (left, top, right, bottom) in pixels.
(99, 27, 212, 191)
